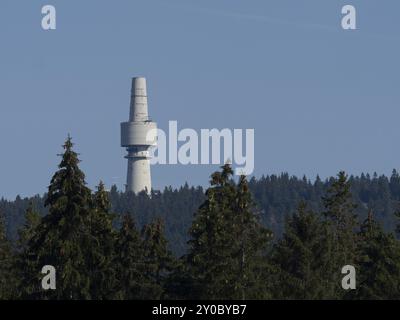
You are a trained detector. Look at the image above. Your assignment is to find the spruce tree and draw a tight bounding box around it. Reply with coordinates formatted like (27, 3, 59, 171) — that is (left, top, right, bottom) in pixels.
(187, 164, 238, 299)
(17, 201, 41, 251)
(187, 164, 271, 299)
(141, 218, 177, 299)
(87, 181, 117, 299)
(25, 136, 92, 299)
(356, 211, 400, 299)
(114, 214, 146, 299)
(322, 171, 359, 298)
(0, 212, 16, 299)
(164, 257, 197, 299)
(15, 202, 41, 298)
(271, 202, 332, 299)
(230, 175, 272, 299)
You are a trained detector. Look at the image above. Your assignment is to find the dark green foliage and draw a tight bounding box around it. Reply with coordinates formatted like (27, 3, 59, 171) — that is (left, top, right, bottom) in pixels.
(355, 211, 400, 299)
(0, 212, 16, 299)
(163, 258, 197, 299)
(0, 195, 46, 244)
(322, 171, 360, 298)
(271, 202, 332, 299)
(110, 184, 205, 257)
(14, 203, 41, 299)
(187, 164, 272, 299)
(114, 215, 146, 299)
(114, 215, 176, 300)
(140, 219, 177, 299)
(4, 171, 400, 256)
(87, 181, 117, 299)
(17, 202, 41, 251)
(229, 175, 272, 299)
(187, 164, 238, 299)
(24, 136, 93, 299)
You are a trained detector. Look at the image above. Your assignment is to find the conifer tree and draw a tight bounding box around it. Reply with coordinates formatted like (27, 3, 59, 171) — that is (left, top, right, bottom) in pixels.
(114, 214, 146, 299)
(356, 211, 400, 299)
(0, 212, 16, 299)
(25, 136, 92, 299)
(187, 164, 271, 299)
(164, 257, 197, 299)
(322, 171, 359, 298)
(15, 202, 41, 298)
(187, 164, 238, 299)
(230, 175, 272, 299)
(271, 202, 332, 299)
(395, 208, 400, 237)
(141, 218, 177, 299)
(17, 202, 41, 251)
(87, 181, 117, 299)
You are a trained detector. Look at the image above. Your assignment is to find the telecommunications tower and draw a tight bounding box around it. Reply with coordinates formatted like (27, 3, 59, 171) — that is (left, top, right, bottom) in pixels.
(121, 77, 157, 194)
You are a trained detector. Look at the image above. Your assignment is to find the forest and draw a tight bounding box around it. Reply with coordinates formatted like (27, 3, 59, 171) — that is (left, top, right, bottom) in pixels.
(1, 137, 400, 299)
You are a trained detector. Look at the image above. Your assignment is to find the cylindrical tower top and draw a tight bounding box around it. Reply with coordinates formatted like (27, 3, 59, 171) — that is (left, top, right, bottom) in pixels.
(129, 77, 149, 122)
(132, 77, 147, 96)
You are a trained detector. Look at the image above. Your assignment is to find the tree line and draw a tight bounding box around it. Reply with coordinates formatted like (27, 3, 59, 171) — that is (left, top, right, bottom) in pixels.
(1, 137, 400, 299)
(3, 168, 400, 258)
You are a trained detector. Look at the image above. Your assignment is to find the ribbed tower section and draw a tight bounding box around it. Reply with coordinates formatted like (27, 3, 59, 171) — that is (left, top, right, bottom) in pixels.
(121, 77, 157, 194)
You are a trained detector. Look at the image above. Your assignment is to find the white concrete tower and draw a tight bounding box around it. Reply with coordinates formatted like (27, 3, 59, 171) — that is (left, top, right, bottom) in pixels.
(121, 77, 157, 193)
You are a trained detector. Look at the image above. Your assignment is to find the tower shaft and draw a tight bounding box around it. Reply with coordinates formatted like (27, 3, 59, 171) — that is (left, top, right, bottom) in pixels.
(126, 147, 151, 193)
(121, 77, 157, 194)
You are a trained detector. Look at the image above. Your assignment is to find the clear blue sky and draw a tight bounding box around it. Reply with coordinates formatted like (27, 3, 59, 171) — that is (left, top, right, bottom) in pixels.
(1, 0, 399, 199)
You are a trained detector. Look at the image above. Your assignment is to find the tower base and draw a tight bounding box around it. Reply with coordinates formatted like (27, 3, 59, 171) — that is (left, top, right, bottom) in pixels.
(126, 156, 152, 194)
